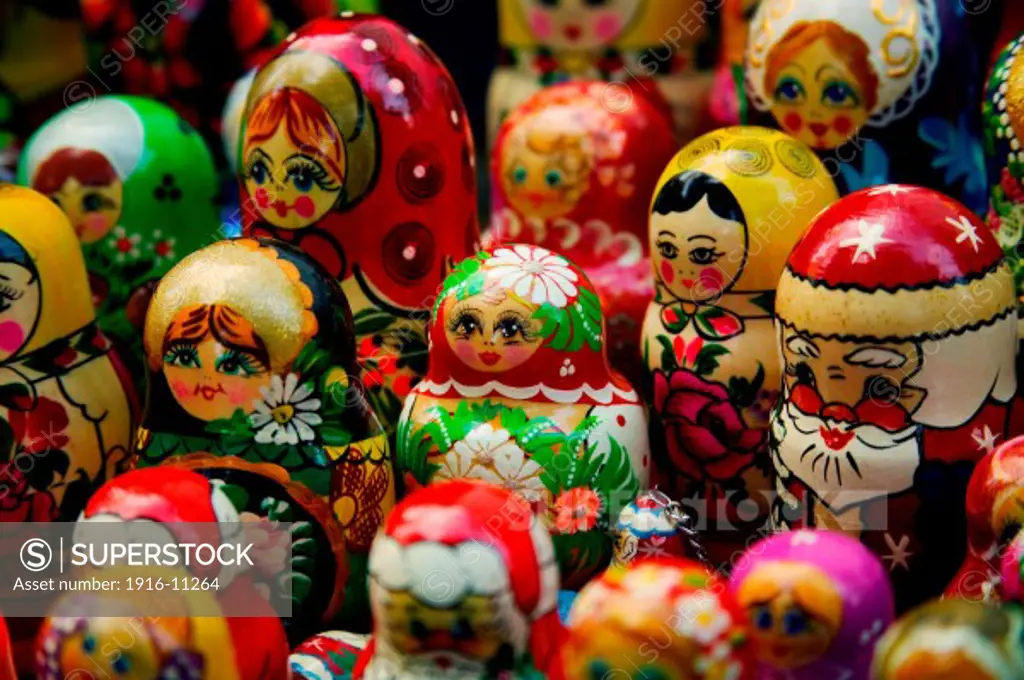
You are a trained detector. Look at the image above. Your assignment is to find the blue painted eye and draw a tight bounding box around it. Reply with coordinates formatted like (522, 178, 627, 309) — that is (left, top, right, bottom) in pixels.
(410, 620, 429, 639)
(783, 608, 810, 635)
(111, 655, 130, 675)
(512, 166, 528, 184)
(639, 667, 670, 680)
(754, 606, 773, 630)
(544, 169, 563, 188)
(773, 77, 805, 104)
(249, 160, 269, 185)
(451, 618, 473, 640)
(588, 660, 612, 680)
(821, 81, 859, 108)
(81, 634, 96, 654)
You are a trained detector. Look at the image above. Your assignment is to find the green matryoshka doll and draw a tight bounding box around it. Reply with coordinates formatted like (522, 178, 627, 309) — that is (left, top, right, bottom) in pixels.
(16, 95, 221, 392)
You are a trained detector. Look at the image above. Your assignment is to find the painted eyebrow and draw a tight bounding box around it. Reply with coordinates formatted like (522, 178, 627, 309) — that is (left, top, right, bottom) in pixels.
(658, 230, 678, 238)
(247, 147, 272, 162)
(780, 63, 806, 74)
(688, 235, 717, 242)
(816, 64, 844, 81)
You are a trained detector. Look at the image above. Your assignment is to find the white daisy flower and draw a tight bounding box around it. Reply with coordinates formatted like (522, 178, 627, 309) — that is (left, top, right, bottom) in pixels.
(673, 593, 733, 645)
(487, 245, 579, 308)
(250, 373, 322, 445)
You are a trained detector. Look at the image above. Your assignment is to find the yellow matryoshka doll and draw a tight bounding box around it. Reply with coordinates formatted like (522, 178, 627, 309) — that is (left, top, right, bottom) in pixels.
(137, 237, 391, 633)
(0, 186, 134, 522)
(397, 244, 650, 589)
(641, 127, 838, 569)
(488, 0, 720, 143)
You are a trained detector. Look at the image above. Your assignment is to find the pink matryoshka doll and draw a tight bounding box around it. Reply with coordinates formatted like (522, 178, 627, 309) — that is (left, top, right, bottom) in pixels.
(729, 529, 895, 679)
(770, 185, 1017, 612)
(490, 81, 677, 382)
(354, 480, 565, 679)
(240, 14, 480, 431)
(948, 437, 1024, 602)
(397, 244, 650, 588)
(562, 556, 755, 680)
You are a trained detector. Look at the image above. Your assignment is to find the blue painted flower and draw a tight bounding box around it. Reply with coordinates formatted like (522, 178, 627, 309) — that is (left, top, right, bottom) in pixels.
(838, 139, 890, 193)
(919, 114, 988, 214)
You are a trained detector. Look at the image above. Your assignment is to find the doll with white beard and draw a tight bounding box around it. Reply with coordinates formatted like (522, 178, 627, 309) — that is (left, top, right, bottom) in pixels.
(770, 185, 1017, 612)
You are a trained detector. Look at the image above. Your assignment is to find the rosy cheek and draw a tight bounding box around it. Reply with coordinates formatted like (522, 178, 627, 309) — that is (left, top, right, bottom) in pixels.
(698, 267, 725, 293)
(783, 112, 803, 132)
(255, 187, 270, 209)
(503, 345, 531, 366)
(293, 195, 316, 218)
(224, 382, 253, 406)
(453, 341, 478, 365)
(833, 115, 853, 136)
(659, 259, 675, 284)
(0, 321, 24, 353)
(529, 8, 553, 38)
(170, 380, 192, 400)
(85, 214, 110, 232)
(593, 12, 622, 41)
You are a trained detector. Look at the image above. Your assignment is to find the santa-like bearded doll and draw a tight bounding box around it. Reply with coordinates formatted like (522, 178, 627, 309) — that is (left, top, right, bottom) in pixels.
(770, 185, 1018, 611)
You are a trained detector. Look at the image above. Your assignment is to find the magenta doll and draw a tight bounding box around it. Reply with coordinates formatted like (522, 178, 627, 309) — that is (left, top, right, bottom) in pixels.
(729, 529, 894, 679)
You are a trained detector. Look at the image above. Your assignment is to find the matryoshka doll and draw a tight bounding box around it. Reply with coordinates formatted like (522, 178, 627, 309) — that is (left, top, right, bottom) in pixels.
(397, 244, 650, 588)
(490, 80, 677, 382)
(642, 126, 838, 569)
(0, 186, 134, 521)
(291, 631, 370, 680)
(36, 565, 289, 680)
(17, 95, 222, 392)
(137, 237, 391, 632)
(489, 0, 720, 142)
(355, 481, 564, 679)
(948, 437, 1024, 602)
(745, 0, 997, 211)
(872, 599, 1024, 679)
(239, 14, 480, 431)
(710, 0, 761, 127)
(770, 185, 1017, 611)
(729, 529, 894, 679)
(612, 489, 697, 567)
(562, 557, 755, 680)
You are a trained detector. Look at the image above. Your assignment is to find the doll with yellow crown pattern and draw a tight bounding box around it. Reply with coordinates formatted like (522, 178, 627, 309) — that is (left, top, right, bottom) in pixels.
(397, 244, 650, 589)
(641, 127, 838, 569)
(137, 238, 391, 631)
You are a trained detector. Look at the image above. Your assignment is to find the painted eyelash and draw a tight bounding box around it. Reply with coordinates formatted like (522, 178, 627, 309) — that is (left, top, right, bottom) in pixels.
(164, 343, 199, 366)
(287, 158, 341, 190)
(447, 306, 484, 335)
(0, 284, 23, 301)
(217, 348, 268, 374)
(496, 311, 534, 341)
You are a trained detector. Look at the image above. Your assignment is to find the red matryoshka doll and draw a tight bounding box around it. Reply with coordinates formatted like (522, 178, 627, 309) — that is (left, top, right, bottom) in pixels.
(36, 565, 289, 680)
(0, 186, 134, 522)
(76, 466, 300, 655)
(239, 14, 480, 431)
(612, 489, 695, 567)
(770, 185, 1017, 612)
(490, 81, 677, 382)
(137, 237, 390, 632)
(729, 529, 894, 679)
(291, 631, 370, 680)
(948, 437, 1024, 602)
(872, 599, 1024, 679)
(355, 481, 565, 679)
(397, 244, 650, 588)
(643, 126, 838, 569)
(562, 557, 755, 680)
(489, 0, 720, 141)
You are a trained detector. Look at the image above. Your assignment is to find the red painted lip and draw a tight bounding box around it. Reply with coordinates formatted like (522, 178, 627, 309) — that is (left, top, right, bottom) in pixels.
(479, 351, 502, 366)
(809, 122, 828, 137)
(681, 278, 695, 287)
(820, 425, 855, 451)
(196, 385, 224, 401)
(564, 24, 582, 41)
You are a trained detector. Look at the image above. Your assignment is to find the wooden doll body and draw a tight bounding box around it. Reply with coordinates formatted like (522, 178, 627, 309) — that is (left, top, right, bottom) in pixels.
(238, 15, 480, 432)
(397, 244, 649, 588)
(641, 126, 838, 569)
(17, 95, 221, 392)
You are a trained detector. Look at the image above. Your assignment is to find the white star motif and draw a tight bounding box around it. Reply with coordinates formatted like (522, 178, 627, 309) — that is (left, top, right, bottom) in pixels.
(947, 215, 984, 252)
(868, 185, 913, 197)
(882, 533, 913, 572)
(972, 425, 999, 453)
(839, 220, 894, 263)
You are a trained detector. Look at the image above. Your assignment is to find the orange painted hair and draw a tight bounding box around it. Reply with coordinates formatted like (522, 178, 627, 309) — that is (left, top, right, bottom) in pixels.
(765, 20, 880, 112)
(163, 304, 270, 368)
(246, 87, 346, 182)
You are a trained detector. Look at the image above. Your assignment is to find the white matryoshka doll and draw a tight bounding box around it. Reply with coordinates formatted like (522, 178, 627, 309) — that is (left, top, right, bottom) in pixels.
(745, 0, 997, 212)
(642, 126, 838, 569)
(356, 480, 564, 679)
(770, 185, 1017, 612)
(397, 244, 650, 588)
(488, 0, 720, 143)
(0, 185, 134, 522)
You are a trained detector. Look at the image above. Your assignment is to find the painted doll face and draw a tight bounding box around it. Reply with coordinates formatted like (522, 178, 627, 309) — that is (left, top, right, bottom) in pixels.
(768, 30, 872, 150)
(502, 118, 594, 220)
(517, 0, 643, 50)
(444, 291, 544, 373)
(564, 629, 685, 680)
(242, 92, 347, 230)
(161, 305, 273, 421)
(49, 176, 124, 244)
(651, 196, 746, 303)
(57, 618, 172, 679)
(378, 589, 507, 663)
(0, 260, 41, 360)
(737, 561, 843, 669)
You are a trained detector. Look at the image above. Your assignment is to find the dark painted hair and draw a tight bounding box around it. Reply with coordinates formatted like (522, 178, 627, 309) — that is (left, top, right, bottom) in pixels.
(652, 170, 746, 226)
(0, 231, 37, 283)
